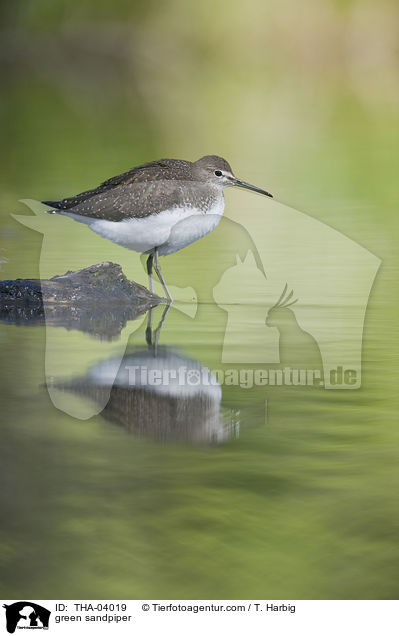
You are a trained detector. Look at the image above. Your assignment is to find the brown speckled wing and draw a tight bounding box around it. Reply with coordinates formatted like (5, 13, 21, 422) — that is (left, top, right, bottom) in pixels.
(46, 159, 195, 213)
(60, 181, 217, 222)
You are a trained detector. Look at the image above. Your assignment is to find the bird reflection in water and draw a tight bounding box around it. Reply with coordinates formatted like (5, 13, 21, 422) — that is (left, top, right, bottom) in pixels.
(59, 306, 240, 445)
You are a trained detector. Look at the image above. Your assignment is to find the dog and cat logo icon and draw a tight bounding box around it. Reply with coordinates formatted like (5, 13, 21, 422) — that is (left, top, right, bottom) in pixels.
(2, 602, 51, 633)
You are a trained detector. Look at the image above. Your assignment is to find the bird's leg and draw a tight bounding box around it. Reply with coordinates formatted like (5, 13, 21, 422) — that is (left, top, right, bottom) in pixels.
(153, 303, 171, 350)
(145, 304, 170, 354)
(153, 248, 173, 302)
(146, 253, 154, 294)
(145, 307, 154, 346)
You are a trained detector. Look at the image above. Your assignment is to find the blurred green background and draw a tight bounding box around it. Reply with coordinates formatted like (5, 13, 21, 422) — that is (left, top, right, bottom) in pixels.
(0, 0, 398, 599)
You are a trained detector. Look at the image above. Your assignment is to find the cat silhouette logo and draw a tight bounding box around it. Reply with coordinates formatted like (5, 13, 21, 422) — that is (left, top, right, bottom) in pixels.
(212, 199, 381, 390)
(2, 602, 51, 633)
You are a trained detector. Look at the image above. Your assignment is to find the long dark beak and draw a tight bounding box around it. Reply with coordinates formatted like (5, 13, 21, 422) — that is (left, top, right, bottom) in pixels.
(230, 176, 273, 198)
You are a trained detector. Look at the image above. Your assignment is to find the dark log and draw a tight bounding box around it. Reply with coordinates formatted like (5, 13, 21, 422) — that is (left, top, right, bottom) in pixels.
(0, 262, 164, 339)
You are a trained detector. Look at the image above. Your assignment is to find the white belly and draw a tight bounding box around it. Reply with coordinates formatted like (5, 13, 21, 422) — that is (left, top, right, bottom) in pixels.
(63, 199, 225, 255)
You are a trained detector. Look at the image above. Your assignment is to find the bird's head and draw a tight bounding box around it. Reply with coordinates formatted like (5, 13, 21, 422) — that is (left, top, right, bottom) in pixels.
(194, 155, 273, 198)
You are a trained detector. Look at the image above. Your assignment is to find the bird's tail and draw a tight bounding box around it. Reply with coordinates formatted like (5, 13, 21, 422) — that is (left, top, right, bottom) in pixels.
(42, 200, 61, 214)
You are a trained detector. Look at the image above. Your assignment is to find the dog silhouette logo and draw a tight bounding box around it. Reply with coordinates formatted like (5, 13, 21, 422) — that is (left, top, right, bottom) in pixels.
(2, 602, 51, 633)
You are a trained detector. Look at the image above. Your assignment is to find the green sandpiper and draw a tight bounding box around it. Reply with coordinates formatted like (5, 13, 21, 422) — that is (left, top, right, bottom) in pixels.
(44, 155, 273, 301)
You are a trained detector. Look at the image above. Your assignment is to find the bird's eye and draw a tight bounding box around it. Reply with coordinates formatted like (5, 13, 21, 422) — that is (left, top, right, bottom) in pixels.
(214, 170, 222, 177)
